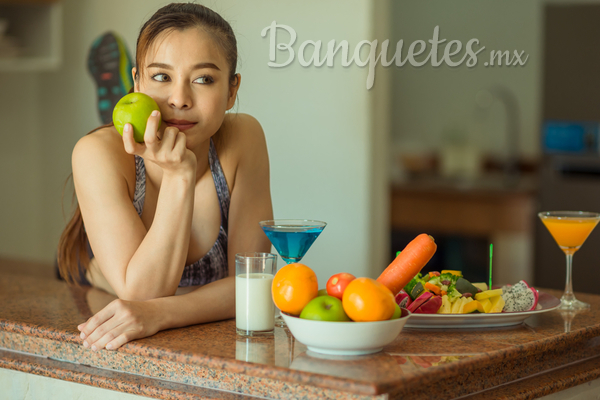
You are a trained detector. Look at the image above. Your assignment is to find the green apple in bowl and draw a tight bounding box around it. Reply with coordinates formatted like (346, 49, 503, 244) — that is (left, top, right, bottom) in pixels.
(299, 295, 351, 322)
(112, 92, 161, 143)
(390, 304, 402, 320)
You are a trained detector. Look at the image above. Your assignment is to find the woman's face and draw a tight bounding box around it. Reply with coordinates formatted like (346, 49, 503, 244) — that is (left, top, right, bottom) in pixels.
(133, 27, 239, 149)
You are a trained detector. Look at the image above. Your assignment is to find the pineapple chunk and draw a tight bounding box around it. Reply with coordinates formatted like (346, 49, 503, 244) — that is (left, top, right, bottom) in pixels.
(451, 297, 464, 313)
(489, 295, 505, 313)
(462, 300, 480, 314)
(438, 295, 452, 314)
(472, 282, 489, 292)
(475, 289, 503, 300)
(479, 298, 492, 313)
(458, 297, 473, 313)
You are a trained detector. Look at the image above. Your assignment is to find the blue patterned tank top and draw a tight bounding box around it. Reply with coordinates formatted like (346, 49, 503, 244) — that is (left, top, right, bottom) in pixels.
(133, 138, 230, 287)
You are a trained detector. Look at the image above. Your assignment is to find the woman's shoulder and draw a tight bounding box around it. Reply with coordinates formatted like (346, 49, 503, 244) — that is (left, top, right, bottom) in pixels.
(213, 113, 268, 192)
(72, 125, 136, 185)
(214, 113, 266, 155)
(74, 126, 132, 161)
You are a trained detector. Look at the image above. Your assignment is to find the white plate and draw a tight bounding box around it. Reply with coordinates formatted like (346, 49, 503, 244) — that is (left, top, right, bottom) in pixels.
(404, 291, 561, 329)
(281, 309, 411, 355)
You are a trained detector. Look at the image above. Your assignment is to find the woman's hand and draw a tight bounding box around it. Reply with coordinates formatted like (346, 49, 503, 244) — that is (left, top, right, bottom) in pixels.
(77, 298, 164, 351)
(122, 110, 197, 177)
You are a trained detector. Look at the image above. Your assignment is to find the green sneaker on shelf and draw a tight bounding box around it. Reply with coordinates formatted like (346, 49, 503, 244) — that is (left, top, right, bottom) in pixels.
(87, 32, 134, 125)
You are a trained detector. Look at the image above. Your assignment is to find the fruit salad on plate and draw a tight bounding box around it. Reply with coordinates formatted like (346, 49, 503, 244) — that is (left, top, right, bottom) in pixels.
(396, 270, 540, 315)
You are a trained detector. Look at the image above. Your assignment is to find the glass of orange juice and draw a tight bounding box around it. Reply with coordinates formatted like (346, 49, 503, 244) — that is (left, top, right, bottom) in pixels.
(539, 211, 600, 310)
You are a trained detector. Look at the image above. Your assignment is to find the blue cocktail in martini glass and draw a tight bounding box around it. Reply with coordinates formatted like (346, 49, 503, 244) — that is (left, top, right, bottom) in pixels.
(260, 219, 327, 264)
(260, 219, 327, 326)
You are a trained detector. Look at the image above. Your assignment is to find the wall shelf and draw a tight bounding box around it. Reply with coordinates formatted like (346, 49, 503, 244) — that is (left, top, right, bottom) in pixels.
(0, 1, 62, 72)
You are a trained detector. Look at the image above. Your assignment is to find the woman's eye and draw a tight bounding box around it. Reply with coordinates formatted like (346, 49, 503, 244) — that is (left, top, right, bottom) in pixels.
(194, 75, 214, 84)
(152, 73, 170, 82)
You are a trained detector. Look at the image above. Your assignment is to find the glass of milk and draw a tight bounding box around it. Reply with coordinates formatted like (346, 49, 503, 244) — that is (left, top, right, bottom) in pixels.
(235, 252, 277, 336)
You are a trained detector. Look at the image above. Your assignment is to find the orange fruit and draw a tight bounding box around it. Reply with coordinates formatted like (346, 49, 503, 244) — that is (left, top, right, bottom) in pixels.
(342, 277, 396, 322)
(272, 263, 318, 315)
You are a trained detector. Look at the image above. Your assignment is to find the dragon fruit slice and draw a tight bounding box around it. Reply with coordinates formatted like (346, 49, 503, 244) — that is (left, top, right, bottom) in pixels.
(395, 290, 412, 309)
(502, 280, 539, 312)
(408, 292, 433, 313)
(413, 295, 443, 314)
(507, 281, 528, 294)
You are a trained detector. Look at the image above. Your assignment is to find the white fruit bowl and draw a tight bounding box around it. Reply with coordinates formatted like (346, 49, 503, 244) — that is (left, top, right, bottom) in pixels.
(281, 309, 411, 356)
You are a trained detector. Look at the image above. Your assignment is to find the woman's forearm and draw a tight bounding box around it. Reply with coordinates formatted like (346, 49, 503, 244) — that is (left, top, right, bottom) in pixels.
(121, 171, 195, 300)
(153, 276, 236, 330)
(78, 276, 236, 352)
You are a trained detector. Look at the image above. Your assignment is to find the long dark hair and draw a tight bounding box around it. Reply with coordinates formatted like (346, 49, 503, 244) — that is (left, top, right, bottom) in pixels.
(57, 3, 239, 285)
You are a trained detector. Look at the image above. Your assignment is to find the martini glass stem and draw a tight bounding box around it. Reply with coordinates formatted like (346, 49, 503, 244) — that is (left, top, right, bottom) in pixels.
(563, 252, 575, 304)
(559, 250, 590, 309)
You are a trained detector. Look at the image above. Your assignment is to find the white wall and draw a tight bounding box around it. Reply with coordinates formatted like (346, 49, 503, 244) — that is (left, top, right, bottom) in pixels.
(219, 1, 376, 281)
(0, 75, 45, 259)
(0, 0, 389, 283)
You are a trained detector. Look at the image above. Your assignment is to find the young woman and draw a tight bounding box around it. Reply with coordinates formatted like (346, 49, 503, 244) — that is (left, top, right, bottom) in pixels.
(57, 3, 273, 351)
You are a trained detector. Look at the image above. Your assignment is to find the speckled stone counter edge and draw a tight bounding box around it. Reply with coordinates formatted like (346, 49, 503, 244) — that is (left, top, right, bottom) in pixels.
(0, 331, 383, 400)
(4, 316, 600, 398)
(0, 349, 248, 400)
(382, 325, 600, 392)
(460, 355, 600, 400)
(0, 318, 381, 395)
(388, 337, 600, 399)
(3, 326, 600, 400)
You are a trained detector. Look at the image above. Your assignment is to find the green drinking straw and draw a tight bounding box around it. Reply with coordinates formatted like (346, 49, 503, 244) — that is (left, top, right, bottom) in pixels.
(489, 244, 493, 289)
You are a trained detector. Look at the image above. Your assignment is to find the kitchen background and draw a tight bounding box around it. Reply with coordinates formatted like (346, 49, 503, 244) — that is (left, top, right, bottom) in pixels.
(0, 0, 597, 292)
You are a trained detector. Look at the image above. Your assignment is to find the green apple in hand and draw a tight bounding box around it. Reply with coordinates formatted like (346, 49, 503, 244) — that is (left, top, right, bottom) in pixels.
(112, 92, 161, 143)
(299, 295, 351, 322)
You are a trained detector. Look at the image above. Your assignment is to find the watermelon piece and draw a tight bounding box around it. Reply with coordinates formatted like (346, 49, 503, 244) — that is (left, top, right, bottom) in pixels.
(407, 292, 433, 313)
(413, 295, 443, 314)
(395, 290, 412, 309)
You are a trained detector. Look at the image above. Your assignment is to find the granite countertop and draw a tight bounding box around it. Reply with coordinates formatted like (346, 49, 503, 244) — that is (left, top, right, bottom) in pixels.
(2, 258, 600, 400)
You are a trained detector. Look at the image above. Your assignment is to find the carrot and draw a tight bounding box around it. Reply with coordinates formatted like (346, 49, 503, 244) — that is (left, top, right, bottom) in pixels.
(376, 234, 437, 295)
(424, 282, 441, 295)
